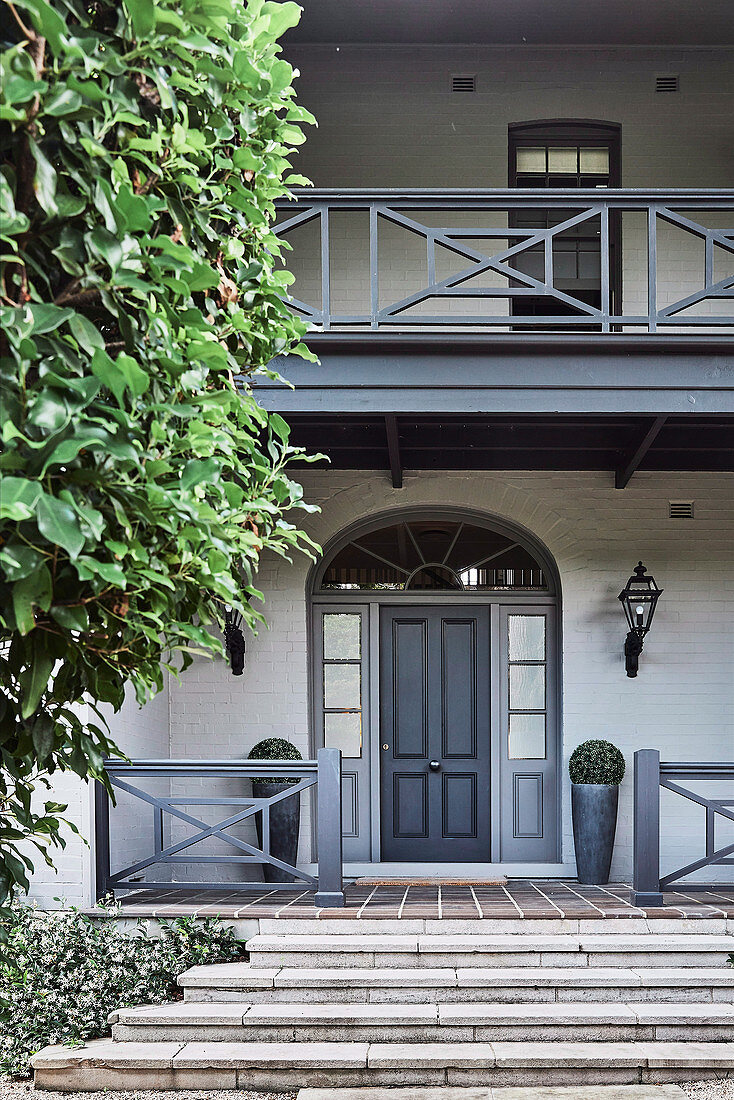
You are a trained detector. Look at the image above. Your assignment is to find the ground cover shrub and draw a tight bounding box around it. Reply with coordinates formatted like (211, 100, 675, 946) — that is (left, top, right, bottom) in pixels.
(0, 898, 243, 1077)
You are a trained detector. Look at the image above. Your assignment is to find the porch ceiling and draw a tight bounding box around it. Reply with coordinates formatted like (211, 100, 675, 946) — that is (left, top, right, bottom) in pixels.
(285, 413, 734, 486)
(284, 0, 734, 46)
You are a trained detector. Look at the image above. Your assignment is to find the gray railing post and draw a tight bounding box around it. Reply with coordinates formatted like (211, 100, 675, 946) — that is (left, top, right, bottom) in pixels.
(315, 747, 345, 907)
(632, 748, 663, 907)
(93, 776, 111, 902)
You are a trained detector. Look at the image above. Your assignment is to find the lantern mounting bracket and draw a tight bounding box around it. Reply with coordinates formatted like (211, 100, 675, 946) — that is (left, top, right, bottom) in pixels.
(224, 605, 246, 676)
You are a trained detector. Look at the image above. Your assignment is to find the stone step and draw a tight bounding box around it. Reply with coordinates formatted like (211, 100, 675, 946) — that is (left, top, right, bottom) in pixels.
(245, 932, 734, 969)
(257, 917, 732, 936)
(31, 1037, 734, 1090)
(180, 962, 734, 1003)
(296, 1088, 690, 1100)
(110, 999, 734, 1043)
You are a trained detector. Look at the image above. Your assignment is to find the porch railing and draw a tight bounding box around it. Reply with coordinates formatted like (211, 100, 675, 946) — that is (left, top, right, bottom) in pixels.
(94, 747, 344, 907)
(274, 188, 734, 333)
(632, 749, 734, 906)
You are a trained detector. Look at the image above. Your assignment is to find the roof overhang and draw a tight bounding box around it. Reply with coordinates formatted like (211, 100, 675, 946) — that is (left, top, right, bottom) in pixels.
(283, 0, 734, 47)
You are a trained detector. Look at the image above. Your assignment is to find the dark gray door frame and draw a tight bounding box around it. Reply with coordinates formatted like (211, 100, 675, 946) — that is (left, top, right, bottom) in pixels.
(308, 507, 562, 865)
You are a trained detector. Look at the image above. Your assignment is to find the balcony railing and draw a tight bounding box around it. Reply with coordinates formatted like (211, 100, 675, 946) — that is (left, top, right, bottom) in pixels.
(94, 748, 345, 907)
(274, 189, 734, 334)
(632, 750, 734, 906)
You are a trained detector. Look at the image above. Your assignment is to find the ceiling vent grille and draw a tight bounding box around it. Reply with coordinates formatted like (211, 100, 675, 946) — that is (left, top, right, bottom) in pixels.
(451, 73, 476, 93)
(656, 74, 679, 93)
(669, 500, 694, 519)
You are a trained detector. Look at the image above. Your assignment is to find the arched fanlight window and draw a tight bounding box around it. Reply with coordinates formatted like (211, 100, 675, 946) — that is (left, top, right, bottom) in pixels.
(318, 517, 550, 592)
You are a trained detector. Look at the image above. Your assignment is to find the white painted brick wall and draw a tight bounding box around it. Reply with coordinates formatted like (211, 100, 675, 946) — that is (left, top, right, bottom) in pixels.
(26, 682, 170, 908)
(161, 468, 734, 885)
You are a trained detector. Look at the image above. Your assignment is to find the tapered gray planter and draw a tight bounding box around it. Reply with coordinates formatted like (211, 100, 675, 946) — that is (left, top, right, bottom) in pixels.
(253, 780, 300, 883)
(571, 783, 619, 885)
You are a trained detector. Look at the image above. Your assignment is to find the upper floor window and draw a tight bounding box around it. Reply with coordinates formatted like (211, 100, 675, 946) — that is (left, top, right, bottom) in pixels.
(509, 120, 620, 188)
(508, 120, 621, 326)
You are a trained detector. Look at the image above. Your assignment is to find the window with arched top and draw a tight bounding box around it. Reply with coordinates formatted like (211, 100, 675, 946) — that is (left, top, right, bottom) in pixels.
(316, 516, 552, 593)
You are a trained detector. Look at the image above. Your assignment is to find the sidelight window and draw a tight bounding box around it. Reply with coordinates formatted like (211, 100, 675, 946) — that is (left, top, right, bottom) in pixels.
(321, 612, 364, 758)
(507, 613, 548, 759)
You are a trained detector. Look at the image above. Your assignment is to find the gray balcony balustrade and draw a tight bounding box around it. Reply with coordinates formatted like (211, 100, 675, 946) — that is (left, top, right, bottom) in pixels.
(94, 749, 345, 907)
(274, 189, 734, 335)
(633, 750, 734, 906)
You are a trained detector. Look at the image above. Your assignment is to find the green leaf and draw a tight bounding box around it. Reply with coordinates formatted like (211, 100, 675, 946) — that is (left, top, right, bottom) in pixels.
(123, 0, 156, 37)
(262, 1, 302, 39)
(50, 603, 89, 631)
(0, 543, 44, 581)
(69, 313, 104, 352)
(180, 457, 220, 490)
(269, 59, 293, 95)
(31, 714, 56, 759)
(15, 0, 68, 53)
(74, 556, 126, 588)
(12, 564, 52, 635)
(27, 303, 74, 335)
(36, 493, 85, 558)
(20, 648, 55, 719)
(30, 140, 59, 217)
(39, 436, 102, 475)
(43, 87, 82, 116)
(0, 476, 42, 521)
(269, 412, 290, 441)
(115, 353, 149, 397)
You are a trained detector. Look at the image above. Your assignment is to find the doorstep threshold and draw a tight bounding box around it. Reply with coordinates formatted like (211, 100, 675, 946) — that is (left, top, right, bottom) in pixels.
(355, 876, 508, 886)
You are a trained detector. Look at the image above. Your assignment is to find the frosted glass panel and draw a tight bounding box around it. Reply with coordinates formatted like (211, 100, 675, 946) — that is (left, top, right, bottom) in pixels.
(516, 147, 546, 173)
(580, 147, 609, 173)
(510, 664, 546, 711)
(324, 613, 360, 660)
(324, 663, 360, 709)
(325, 711, 362, 757)
(548, 147, 577, 172)
(509, 714, 546, 759)
(508, 615, 546, 661)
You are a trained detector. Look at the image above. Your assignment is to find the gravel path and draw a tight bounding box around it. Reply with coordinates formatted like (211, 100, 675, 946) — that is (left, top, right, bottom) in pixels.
(683, 1085, 734, 1100)
(0, 1083, 295, 1100)
(2, 1077, 733, 1099)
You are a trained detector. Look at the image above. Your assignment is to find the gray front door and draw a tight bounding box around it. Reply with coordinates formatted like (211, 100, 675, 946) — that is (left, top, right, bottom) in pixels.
(380, 606, 491, 861)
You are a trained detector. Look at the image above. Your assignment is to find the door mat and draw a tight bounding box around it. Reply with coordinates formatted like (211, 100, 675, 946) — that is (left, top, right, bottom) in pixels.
(355, 877, 508, 886)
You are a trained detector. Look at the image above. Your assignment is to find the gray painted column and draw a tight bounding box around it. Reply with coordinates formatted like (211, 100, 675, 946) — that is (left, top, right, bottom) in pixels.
(632, 748, 664, 907)
(93, 778, 111, 902)
(315, 747, 345, 907)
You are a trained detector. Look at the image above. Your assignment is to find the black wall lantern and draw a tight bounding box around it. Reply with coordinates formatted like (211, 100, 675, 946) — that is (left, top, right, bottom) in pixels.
(618, 561, 663, 678)
(223, 605, 246, 675)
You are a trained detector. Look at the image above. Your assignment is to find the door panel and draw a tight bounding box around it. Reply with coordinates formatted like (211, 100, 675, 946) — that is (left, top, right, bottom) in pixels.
(441, 619, 477, 757)
(380, 606, 490, 862)
(393, 619, 427, 757)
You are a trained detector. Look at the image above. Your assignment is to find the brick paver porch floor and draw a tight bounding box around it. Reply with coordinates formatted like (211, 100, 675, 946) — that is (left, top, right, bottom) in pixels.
(97, 880, 734, 919)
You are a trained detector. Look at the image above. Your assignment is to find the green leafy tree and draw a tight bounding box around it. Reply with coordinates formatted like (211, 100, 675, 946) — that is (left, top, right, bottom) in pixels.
(0, 0, 318, 906)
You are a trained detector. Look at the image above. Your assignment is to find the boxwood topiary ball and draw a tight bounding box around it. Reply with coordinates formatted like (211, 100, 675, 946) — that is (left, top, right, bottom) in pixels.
(248, 737, 303, 786)
(248, 737, 302, 762)
(569, 739, 626, 785)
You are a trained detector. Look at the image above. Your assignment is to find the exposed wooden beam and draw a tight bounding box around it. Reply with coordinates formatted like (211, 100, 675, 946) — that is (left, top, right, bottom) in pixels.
(615, 416, 668, 489)
(385, 414, 403, 488)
